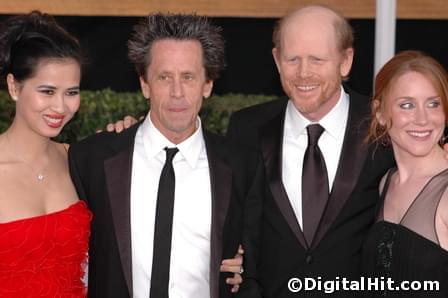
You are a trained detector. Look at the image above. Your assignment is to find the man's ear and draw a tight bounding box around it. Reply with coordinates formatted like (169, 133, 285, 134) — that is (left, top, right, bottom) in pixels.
(272, 47, 281, 74)
(203, 80, 214, 99)
(340, 47, 354, 78)
(139, 75, 150, 99)
(6, 74, 19, 101)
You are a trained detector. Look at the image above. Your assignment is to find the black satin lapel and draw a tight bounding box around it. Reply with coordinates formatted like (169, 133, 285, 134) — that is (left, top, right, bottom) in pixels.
(312, 98, 368, 249)
(104, 147, 134, 297)
(260, 113, 308, 249)
(204, 135, 232, 298)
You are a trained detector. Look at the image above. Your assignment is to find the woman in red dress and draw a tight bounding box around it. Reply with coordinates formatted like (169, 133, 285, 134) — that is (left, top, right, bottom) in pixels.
(0, 11, 91, 297)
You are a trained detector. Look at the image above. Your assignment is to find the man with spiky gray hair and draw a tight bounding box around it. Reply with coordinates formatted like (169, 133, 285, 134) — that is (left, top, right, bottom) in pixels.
(69, 13, 263, 298)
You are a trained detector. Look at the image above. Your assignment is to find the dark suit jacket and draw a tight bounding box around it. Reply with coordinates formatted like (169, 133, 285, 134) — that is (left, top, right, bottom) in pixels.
(68, 123, 264, 298)
(227, 89, 394, 297)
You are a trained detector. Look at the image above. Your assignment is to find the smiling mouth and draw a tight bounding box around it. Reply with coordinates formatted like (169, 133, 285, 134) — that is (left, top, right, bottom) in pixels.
(407, 130, 431, 138)
(43, 115, 64, 127)
(295, 84, 318, 92)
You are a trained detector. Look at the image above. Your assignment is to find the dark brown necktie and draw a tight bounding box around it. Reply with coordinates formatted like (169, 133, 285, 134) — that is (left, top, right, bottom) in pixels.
(302, 124, 329, 247)
(150, 147, 179, 298)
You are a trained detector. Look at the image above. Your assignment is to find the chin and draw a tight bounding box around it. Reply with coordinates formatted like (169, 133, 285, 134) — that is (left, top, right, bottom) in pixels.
(43, 128, 64, 138)
(404, 147, 436, 158)
(47, 132, 62, 139)
(295, 101, 323, 115)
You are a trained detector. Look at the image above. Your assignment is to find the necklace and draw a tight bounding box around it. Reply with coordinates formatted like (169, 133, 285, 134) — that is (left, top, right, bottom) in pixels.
(5, 132, 49, 182)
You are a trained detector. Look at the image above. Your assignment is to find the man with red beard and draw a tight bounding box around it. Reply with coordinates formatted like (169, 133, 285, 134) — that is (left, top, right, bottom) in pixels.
(229, 5, 394, 297)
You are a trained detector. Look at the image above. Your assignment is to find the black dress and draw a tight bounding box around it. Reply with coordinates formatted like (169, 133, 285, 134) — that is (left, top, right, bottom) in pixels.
(362, 168, 448, 297)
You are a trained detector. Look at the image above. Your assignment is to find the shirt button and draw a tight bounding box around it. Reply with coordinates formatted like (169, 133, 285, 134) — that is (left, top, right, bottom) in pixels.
(305, 255, 313, 264)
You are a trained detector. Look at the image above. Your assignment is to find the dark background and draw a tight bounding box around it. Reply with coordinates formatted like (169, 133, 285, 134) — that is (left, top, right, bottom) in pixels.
(2, 15, 447, 97)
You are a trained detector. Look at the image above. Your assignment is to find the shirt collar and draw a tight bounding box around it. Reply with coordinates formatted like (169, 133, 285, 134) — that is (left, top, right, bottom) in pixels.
(141, 112, 206, 169)
(284, 85, 349, 140)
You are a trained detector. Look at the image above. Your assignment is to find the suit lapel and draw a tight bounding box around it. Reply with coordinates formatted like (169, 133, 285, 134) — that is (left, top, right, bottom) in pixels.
(311, 93, 369, 249)
(260, 106, 308, 249)
(204, 131, 232, 298)
(104, 125, 139, 297)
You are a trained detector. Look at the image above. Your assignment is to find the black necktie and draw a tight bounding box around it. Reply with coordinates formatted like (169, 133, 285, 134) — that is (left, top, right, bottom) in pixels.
(150, 147, 179, 298)
(302, 124, 329, 247)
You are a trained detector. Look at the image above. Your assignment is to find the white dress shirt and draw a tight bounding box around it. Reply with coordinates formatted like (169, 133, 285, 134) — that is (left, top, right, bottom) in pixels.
(282, 86, 349, 228)
(131, 114, 211, 298)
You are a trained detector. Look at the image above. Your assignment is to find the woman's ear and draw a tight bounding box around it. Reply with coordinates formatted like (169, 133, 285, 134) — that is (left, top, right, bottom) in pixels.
(374, 99, 386, 126)
(6, 74, 19, 101)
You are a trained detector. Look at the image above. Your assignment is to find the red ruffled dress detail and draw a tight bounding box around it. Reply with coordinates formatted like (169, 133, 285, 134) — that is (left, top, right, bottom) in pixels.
(0, 201, 92, 297)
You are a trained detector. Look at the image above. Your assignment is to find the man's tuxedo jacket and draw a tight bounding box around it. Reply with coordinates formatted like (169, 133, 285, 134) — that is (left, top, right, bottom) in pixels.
(227, 90, 394, 297)
(68, 123, 263, 298)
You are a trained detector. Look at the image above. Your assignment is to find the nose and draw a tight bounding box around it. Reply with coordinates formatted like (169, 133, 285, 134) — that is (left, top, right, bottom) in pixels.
(297, 61, 310, 78)
(51, 93, 66, 114)
(414, 105, 429, 125)
(170, 77, 184, 99)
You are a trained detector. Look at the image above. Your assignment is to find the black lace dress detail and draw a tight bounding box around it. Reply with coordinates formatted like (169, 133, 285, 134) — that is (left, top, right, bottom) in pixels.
(362, 168, 448, 297)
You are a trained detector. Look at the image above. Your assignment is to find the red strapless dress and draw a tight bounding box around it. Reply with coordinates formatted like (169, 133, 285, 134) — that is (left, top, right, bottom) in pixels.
(0, 200, 92, 297)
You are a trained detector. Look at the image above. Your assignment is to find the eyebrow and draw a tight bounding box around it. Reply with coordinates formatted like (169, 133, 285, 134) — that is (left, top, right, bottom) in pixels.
(37, 85, 56, 89)
(395, 95, 440, 101)
(37, 85, 80, 90)
(309, 55, 326, 60)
